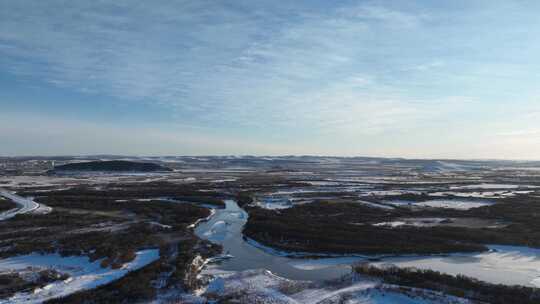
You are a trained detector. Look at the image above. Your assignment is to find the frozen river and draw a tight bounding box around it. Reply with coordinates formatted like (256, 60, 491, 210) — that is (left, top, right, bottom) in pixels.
(0, 188, 51, 221)
(195, 200, 540, 287)
(195, 200, 356, 281)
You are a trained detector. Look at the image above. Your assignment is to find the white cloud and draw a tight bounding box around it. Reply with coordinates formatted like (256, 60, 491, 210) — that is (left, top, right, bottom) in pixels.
(2, 1, 540, 158)
(0, 1, 446, 134)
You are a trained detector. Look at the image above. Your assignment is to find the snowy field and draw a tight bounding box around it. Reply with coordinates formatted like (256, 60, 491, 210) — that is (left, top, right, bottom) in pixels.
(255, 197, 293, 209)
(189, 269, 471, 304)
(371, 245, 540, 288)
(430, 189, 536, 199)
(372, 217, 505, 228)
(384, 198, 493, 210)
(0, 249, 159, 303)
(3, 156, 540, 302)
(356, 200, 396, 210)
(449, 183, 539, 190)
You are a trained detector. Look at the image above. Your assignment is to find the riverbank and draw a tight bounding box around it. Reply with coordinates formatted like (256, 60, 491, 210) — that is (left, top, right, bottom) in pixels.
(195, 200, 540, 288)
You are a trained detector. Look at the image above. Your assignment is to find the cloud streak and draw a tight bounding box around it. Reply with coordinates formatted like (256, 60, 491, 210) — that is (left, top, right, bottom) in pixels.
(0, 1, 451, 131)
(1, 1, 540, 157)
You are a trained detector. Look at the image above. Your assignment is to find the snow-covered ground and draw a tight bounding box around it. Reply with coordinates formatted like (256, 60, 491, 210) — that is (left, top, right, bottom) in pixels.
(384, 198, 493, 210)
(372, 217, 504, 229)
(193, 269, 471, 304)
(449, 183, 539, 190)
(356, 200, 395, 210)
(255, 197, 293, 209)
(373, 217, 448, 228)
(0, 249, 159, 303)
(0, 189, 51, 221)
(415, 199, 493, 210)
(0, 173, 195, 190)
(211, 178, 237, 183)
(373, 221, 409, 228)
(287, 257, 367, 271)
(361, 190, 424, 196)
(187, 208, 216, 229)
(303, 181, 344, 186)
(430, 190, 534, 199)
(189, 245, 540, 302)
(371, 245, 540, 288)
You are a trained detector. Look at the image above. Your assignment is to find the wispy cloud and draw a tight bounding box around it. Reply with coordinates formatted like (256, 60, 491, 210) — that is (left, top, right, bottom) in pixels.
(2, 1, 540, 157)
(0, 1, 448, 133)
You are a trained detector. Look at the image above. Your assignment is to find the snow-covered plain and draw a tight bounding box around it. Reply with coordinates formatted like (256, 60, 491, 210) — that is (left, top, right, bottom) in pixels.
(255, 197, 293, 209)
(430, 190, 534, 199)
(190, 243, 540, 303)
(4, 160, 539, 302)
(384, 198, 493, 210)
(371, 245, 540, 288)
(449, 183, 539, 190)
(372, 217, 505, 229)
(195, 269, 470, 304)
(0, 249, 159, 303)
(356, 200, 395, 210)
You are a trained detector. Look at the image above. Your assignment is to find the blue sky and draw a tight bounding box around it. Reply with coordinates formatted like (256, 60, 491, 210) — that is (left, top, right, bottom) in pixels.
(1, 0, 540, 158)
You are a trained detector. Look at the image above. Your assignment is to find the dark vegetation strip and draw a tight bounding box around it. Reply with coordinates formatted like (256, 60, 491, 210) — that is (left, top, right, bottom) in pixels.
(19, 182, 226, 208)
(235, 191, 254, 208)
(244, 194, 540, 255)
(244, 201, 486, 254)
(0, 270, 68, 299)
(0, 197, 17, 212)
(49, 160, 172, 173)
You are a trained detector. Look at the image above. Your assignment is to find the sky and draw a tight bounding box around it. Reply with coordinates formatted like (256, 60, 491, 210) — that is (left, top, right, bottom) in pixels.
(1, 0, 540, 159)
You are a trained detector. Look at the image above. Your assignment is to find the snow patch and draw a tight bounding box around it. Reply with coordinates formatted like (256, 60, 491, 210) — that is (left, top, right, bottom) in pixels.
(371, 245, 540, 288)
(197, 269, 470, 304)
(449, 183, 538, 190)
(385, 199, 493, 210)
(0, 249, 159, 303)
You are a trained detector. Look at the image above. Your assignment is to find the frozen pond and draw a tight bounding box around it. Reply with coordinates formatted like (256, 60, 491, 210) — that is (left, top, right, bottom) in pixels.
(195, 200, 540, 287)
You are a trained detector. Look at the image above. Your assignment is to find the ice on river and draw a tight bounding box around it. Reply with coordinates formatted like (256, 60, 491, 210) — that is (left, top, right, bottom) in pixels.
(203, 220, 228, 242)
(197, 200, 540, 289)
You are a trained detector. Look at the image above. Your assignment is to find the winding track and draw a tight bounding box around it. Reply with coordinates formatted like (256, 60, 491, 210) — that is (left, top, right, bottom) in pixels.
(0, 188, 46, 221)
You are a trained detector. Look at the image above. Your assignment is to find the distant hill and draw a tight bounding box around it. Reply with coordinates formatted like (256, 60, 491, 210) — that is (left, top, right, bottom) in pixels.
(49, 160, 172, 173)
